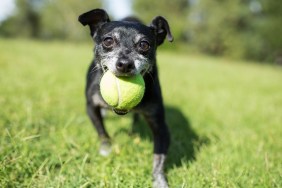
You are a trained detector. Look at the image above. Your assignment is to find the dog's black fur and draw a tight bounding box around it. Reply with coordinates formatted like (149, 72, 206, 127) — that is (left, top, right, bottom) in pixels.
(78, 9, 173, 187)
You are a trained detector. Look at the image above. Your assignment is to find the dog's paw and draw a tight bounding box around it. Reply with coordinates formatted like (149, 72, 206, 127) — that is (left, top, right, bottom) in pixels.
(99, 140, 112, 156)
(153, 173, 169, 188)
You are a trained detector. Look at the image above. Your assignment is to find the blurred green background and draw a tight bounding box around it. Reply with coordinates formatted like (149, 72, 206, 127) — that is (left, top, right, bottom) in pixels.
(0, 0, 282, 187)
(0, 0, 282, 63)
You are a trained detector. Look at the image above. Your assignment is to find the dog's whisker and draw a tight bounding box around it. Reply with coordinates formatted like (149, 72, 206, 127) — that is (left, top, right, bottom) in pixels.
(92, 65, 101, 71)
(100, 62, 108, 73)
(90, 65, 102, 74)
(142, 64, 151, 74)
(148, 71, 155, 84)
(141, 65, 155, 84)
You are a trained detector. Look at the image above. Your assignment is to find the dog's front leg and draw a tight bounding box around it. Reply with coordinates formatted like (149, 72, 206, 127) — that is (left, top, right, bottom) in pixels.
(153, 153, 168, 188)
(144, 109, 170, 188)
(87, 103, 111, 156)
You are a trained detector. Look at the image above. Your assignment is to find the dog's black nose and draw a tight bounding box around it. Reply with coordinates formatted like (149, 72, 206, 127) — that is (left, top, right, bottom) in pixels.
(116, 61, 135, 73)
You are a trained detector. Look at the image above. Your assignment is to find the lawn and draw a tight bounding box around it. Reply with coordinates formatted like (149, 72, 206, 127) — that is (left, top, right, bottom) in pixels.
(0, 39, 281, 187)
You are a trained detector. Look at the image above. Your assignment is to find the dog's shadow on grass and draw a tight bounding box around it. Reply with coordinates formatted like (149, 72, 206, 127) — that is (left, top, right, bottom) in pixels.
(131, 106, 209, 169)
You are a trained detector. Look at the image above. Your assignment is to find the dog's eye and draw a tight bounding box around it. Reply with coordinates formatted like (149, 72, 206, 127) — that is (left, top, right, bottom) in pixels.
(139, 41, 150, 51)
(103, 37, 114, 48)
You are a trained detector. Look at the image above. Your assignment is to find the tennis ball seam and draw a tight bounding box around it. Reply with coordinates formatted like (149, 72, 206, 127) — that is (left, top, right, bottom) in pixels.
(114, 75, 122, 107)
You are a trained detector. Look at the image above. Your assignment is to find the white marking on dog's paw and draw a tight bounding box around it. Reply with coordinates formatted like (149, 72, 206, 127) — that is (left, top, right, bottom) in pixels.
(99, 141, 112, 156)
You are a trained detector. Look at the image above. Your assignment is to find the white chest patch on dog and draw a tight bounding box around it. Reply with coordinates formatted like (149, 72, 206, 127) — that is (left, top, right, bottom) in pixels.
(92, 93, 108, 108)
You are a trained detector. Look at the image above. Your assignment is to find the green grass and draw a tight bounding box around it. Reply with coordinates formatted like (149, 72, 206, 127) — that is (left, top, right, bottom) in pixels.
(0, 39, 281, 188)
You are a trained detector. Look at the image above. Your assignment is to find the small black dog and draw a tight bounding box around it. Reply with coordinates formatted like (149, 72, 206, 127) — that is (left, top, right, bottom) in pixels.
(78, 9, 173, 187)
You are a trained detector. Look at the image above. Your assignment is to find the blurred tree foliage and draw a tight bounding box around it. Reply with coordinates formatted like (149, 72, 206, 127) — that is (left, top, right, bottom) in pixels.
(0, 0, 42, 38)
(0, 0, 281, 62)
(40, 0, 101, 40)
(187, 0, 282, 62)
(0, 0, 101, 41)
(133, 0, 189, 42)
(258, 0, 282, 62)
(188, 0, 258, 58)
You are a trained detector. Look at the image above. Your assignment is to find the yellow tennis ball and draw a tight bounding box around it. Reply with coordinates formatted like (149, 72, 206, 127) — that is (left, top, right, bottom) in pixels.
(100, 71, 145, 110)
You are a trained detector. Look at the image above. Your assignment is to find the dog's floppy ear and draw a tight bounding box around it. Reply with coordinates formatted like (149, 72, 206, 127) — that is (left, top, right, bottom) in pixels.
(150, 16, 173, 45)
(78, 9, 110, 37)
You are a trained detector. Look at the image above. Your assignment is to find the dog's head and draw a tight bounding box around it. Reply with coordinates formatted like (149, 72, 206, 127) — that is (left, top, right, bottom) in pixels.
(78, 9, 173, 77)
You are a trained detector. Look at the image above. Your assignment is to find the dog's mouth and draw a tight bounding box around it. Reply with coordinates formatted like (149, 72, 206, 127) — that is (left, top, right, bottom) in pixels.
(112, 108, 128, 115)
(107, 69, 138, 77)
(102, 65, 109, 72)
(102, 63, 150, 77)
